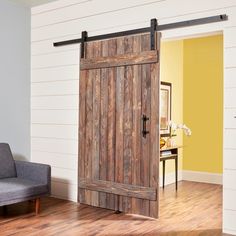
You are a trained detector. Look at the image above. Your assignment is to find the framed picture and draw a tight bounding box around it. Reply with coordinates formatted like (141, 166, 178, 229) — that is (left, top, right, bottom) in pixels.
(160, 82, 172, 137)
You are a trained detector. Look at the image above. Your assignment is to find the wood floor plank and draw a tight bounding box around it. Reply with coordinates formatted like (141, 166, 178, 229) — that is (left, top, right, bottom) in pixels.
(0, 181, 223, 236)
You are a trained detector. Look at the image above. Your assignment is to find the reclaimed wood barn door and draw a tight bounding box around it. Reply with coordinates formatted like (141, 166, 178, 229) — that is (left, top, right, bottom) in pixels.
(79, 32, 161, 218)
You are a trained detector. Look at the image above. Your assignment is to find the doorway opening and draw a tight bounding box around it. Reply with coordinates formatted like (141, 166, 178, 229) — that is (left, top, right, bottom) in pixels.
(159, 32, 223, 232)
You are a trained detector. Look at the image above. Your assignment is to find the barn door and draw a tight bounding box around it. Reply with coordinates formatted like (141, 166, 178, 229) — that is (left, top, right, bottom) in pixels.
(78, 32, 160, 218)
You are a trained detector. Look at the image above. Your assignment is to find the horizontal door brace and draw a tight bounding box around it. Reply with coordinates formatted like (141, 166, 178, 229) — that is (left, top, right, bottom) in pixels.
(79, 178, 157, 201)
(54, 14, 227, 47)
(80, 50, 158, 70)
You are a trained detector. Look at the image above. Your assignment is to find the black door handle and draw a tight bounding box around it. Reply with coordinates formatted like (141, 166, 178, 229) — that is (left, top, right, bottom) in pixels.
(142, 114, 149, 138)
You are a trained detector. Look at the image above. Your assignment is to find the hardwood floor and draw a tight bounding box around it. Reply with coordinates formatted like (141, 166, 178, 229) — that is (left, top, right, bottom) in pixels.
(0, 181, 226, 236)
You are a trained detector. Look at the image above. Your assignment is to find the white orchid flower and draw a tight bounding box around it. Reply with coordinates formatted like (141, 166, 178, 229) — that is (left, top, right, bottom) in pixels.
(168, 121, 192, 137)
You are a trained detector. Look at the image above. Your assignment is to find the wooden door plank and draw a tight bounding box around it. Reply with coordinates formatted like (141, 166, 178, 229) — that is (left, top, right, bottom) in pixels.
(83, 41, 95, 206)
(91, 40, 102, 207)
(80, 51, 158, 70)
(79, 178, 156, 201)
(106, 39, 117, 210)
(115, 36, 125, 211)
(123, 35, 134, 212)
(149, 32, 161, 218)
(131, 35, 142, 215)
(140, 34, 151, 217)
(99, 40, 109, 208)
(78, 70, 87, 204)
(84, 69, 93, 205)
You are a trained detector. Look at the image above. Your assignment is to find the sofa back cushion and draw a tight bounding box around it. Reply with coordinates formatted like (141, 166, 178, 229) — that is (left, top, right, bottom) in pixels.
(0, 143, 16, 179)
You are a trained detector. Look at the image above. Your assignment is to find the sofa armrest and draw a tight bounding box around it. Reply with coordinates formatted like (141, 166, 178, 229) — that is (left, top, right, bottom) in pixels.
(15, 160, 51, 192)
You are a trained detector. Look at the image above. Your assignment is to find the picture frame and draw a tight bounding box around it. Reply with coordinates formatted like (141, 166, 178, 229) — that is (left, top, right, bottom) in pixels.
(160, 82, 172, 137)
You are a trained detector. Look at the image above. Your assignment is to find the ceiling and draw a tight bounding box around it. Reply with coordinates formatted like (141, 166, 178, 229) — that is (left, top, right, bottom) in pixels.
(9, 0, 58, 7)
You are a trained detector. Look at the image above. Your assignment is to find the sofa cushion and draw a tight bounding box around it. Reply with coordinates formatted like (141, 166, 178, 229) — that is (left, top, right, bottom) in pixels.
(0, 143, 16, 179)
(0, 178, 48, 205)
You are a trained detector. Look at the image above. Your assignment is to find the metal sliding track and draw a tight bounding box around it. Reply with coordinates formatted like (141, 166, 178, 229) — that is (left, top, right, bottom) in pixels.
(53, 14, 227, 47)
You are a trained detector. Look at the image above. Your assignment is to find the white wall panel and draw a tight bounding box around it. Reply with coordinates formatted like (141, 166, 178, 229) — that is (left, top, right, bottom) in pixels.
(31, 37, 80, 55)
(224, 169, 236, 189)
(31, 80, 79, 96)
(224, 129, 236, 149)
(51, 167, 77, 185)
(31, 137, 78, 154)
(32, 65, 79, 82)
(31, 124, 78, 139)
(224, 109, 236, 128)
(32, 151, 77, 170)
(224, 68, 236, 89)
(51, 181, 77, 201)
(32, 50, 78, 68)
(224, 189, 236, 210)
(31, 109, 78, 125)
(225, 88, 236, 108)
(223, 210, 236, 233)
(225, 47, 236, 68)
(32, 0, 164, 28)
(224, 149, 236, 170)
(32, 0, 89, 15)
(31, 95, 78, 110)
(224, 27, 236, 48)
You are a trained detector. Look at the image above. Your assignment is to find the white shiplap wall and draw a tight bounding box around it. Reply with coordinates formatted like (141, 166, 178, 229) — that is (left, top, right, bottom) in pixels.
(31, 0, 236, 234)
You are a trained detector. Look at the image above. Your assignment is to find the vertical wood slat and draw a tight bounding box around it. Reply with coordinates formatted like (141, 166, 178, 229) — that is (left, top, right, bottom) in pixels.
(91, 40, 102, 207)
(106, 39, 117, 210)
(131, 35, 142, 214)
(115, 37, 125, 211)
(99, 40, 109, 208)
(149, 32, 161, 218)
(78, 68, 87, 204)
(122, 36, 134, 212)
(140, 34, 151, 216)
(84, 42, 94, 206)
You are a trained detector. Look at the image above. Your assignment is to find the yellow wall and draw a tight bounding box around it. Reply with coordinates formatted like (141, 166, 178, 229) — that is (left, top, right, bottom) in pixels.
(183, 35, 223, 174)
(160, 40, 183, 174)
(160, 34, 223, 175)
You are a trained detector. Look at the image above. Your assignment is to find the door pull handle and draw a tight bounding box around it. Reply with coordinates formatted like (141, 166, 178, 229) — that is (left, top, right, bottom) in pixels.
(142, 115, 149, 138)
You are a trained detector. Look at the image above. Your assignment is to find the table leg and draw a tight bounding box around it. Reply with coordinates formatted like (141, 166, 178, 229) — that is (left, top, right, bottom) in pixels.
(175, 157, 178, 190)
(163, 160, 165, 189)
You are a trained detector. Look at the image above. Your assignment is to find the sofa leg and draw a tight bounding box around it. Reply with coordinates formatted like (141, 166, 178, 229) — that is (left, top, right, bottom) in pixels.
(35, 198, 40, 215)
(3, 205, 7, 214)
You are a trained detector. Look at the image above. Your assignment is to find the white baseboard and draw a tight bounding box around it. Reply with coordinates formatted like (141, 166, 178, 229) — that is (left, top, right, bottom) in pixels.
(159, 170, 222, 187)
(223, 228, 236, 235)
(182, 170, 222, 185)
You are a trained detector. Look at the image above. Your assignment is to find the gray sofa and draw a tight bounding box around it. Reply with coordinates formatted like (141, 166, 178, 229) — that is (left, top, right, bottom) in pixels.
(0, 143, 51, 214)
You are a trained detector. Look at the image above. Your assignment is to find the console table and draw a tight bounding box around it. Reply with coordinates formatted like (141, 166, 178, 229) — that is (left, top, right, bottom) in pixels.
(160, 146, 181, 190)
